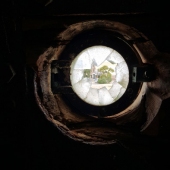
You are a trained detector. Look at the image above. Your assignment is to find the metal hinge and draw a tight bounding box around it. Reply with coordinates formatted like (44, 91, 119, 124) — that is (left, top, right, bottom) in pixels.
(132, 64, 156, 82)
(51, 60, 74, 94)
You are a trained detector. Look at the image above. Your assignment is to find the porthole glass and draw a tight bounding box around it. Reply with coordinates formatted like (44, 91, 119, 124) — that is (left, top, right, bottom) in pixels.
(70, 45, 129, 106)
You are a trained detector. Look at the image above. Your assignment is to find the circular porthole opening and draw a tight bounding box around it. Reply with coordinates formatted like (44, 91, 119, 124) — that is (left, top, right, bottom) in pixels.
(53, 29, 143, 117)
(35, 20, 156, 144)
(70, 45, 129, 106)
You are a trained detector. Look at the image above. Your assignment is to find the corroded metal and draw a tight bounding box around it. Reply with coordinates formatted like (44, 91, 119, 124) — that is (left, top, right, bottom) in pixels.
(34, 20, 169, 144)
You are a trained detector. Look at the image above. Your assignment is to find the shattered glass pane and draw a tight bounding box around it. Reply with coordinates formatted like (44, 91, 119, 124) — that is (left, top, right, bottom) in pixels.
(70, 46, 129, 106)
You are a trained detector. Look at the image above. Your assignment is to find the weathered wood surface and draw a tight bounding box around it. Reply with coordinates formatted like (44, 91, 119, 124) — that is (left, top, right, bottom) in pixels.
(34, 20, 170, 144)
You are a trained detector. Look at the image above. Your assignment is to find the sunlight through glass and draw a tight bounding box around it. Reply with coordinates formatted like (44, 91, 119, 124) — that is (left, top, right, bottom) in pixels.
(70, 46, 129, 106)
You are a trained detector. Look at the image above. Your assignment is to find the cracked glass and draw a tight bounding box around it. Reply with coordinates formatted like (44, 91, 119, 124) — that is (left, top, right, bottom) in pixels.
(70, 45, 129, 106)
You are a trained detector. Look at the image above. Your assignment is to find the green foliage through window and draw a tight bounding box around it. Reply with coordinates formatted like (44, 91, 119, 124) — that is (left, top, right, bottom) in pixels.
(97, 65, 114, 84)
(98, 72, 112, 84)
(83, 69, 90, 78)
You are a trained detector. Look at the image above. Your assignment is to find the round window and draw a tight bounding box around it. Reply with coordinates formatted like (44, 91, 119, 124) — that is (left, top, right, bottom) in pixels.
(52, 29, 142, 117)
(70, 45, 129, 106)
(36, 20, 154, 144)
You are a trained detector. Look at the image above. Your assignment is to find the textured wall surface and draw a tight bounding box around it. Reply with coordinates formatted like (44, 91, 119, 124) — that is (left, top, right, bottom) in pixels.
(1, 1, 170, 170)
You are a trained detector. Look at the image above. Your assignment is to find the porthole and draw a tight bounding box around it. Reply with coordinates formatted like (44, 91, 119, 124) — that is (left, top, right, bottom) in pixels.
(51, 29, 142, 117)
(70, 45, 129, 106)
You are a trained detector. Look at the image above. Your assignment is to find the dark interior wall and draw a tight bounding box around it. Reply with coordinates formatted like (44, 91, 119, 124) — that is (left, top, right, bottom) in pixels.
(13, 0, 160, 14)
(1, 1, 170, 170)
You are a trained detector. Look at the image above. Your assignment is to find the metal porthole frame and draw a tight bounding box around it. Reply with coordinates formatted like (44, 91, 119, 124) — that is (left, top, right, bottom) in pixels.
(34, 20, 162, 145)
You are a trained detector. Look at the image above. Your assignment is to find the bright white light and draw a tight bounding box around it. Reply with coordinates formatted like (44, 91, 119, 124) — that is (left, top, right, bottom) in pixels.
(70, 46, 129, 106)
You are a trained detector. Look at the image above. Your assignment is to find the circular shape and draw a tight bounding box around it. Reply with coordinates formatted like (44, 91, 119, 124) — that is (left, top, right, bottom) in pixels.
(58, 29, 143, 117)
(35, 20, 156, 145)
(70, 45, 129, 106)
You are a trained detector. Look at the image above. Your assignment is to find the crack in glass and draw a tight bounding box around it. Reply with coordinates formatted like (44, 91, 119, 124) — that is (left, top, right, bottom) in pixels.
(70, 46, 129, 106)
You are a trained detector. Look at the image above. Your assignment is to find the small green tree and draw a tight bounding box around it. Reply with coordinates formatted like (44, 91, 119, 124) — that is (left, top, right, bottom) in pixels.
(98, 72, 112, 84)
(83, 69, 90, 78)
(108, 68, 114, 73)
(99, 65, 109, 73)
(97, 65, 114, 84)
(98, 65, 114, 74)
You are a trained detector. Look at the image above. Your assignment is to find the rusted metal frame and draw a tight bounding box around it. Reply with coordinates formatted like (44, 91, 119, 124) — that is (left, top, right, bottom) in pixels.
(35, 20, 165, 144)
